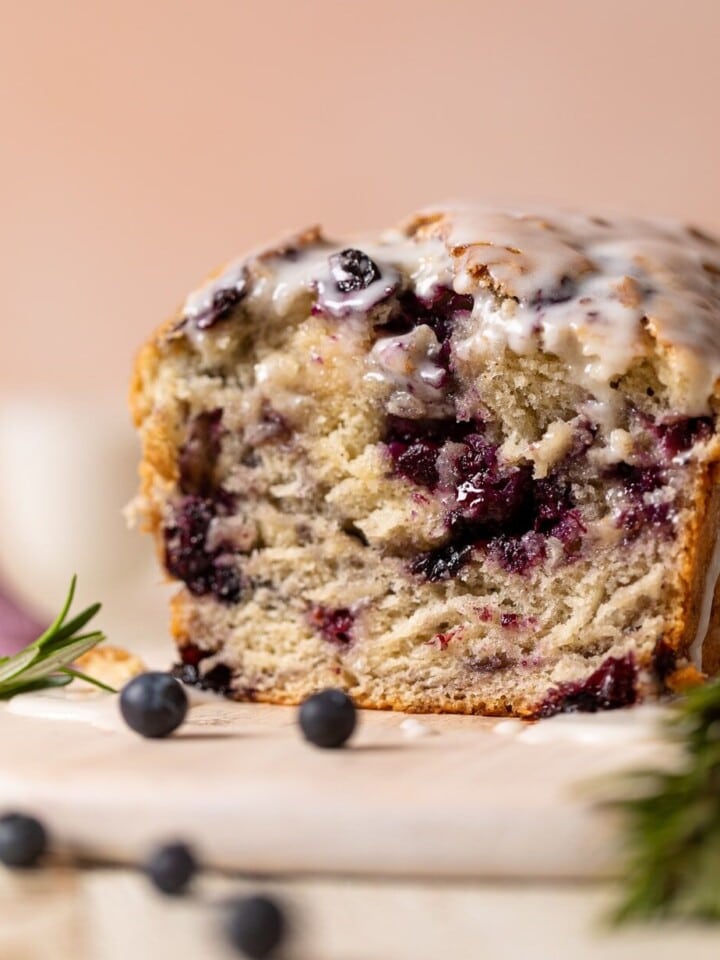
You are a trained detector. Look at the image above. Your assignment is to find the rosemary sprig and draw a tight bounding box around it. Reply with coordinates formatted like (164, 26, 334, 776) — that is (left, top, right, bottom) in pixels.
(614, 679, 720, 923)
(0, 576, 113, 698)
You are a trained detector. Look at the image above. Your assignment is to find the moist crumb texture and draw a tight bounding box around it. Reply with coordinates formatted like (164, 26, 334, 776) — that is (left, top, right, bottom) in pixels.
(130, 207, 720, 717)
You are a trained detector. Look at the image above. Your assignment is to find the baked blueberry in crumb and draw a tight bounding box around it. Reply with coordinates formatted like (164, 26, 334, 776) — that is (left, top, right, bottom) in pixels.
(177, 642, 207, 668)
(315, 248, 399, 316)
(619, 502, 674, 541)
(608, 462, 664, 496)
(411, 542, 473, 581)
(486, 532, 547, 575)
(164, 496, 244, 604)
(385, 288, 474, 345)
(172, 645, 234, 694)
(309, 605, 355, 645)
(179, 409, 223, 496)
(195, 281, 247, 330)
(174, 662, 234, 695)
(466, 652, 512, 673)
(500, 613, 521, 628)
(384, 415, 475, 489)
(653, 638, 678, 682)
(329, 248, 381, 292)
(534, 654, 637, 718)
(388, 408, 588, 583)
(212, 564, 244, 604)
(407, 430, 583, 581)
(646, 415, 713, 459)
(391, 438, 442, 489)
(164, 496, 216, 592)
(451, 435, 534, 532)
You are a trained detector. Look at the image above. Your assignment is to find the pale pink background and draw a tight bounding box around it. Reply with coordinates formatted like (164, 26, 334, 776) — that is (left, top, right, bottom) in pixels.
(2, 0, 720, 398)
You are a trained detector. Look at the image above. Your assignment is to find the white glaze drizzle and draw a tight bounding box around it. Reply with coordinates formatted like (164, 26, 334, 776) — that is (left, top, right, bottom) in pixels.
(494, 703, 669, 745)
(442, 208, 720, 413)
(4, 685, 213, 730)
(365, 326, 452, 418)
(5, 688, 124, 730)
(179, 205, 720, 414)
(183, 258, 246, 319)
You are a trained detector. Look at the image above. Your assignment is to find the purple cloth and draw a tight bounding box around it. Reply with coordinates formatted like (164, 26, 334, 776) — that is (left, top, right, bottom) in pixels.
(0, 582, 45, 656)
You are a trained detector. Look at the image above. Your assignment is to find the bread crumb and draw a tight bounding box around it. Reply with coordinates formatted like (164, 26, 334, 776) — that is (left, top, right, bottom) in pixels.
(399, 718, 436, 738)
(74, 646, 146, 690)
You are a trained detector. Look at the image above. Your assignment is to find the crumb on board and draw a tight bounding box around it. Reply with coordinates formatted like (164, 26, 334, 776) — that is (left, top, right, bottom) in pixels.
(74, 646, 146, 690)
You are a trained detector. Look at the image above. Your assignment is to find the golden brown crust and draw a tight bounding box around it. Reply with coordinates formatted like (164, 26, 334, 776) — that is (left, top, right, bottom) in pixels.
(664, 460, 720, 675)
(665, 664, 705, 693)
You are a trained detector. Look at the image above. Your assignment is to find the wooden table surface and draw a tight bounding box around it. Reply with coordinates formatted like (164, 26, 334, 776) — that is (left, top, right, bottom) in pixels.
(2, 696, 720, 959)
(0, 695, 663, 880)
(1, 622, 719, 960)
(4, 866, 720, 960)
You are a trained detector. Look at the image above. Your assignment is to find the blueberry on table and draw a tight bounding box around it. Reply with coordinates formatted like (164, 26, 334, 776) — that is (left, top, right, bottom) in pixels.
(0, 813, 48, 868)
(144, 841, 197, 895)
(298, 688, 357, 748)
(225, 894, 286, 959)
(120, 672, 188, 738)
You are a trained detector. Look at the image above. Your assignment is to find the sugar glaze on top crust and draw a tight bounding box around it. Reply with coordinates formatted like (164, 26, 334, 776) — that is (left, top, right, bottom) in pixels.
(181, 207, 720, 413)
(132, 205, 720, 716)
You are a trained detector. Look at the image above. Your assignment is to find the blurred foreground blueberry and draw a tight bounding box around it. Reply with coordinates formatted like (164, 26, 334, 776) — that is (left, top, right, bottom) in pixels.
(298, 688, 357, 748)
(225, 894, 286, 958)
(145, 841, 197, 895)
(0, 813, 48, 867)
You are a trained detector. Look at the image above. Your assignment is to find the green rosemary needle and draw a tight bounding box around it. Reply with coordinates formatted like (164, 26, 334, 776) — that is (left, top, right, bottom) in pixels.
(614, 679, 720, 923)
(0, 576, 113, 698)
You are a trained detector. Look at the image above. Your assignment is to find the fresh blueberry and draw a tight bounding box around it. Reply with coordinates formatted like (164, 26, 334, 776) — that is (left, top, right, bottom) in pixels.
(0, 812, 48, 868)
(329, 248, 381, 292)
(120, 672, 188, 738)
(144, 841, 197, 895)
(225, 894, 286, 958)
(298, 689, 357, 748)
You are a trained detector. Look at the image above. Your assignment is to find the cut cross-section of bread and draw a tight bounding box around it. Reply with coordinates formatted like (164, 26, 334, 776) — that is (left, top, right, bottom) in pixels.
(129, 207, 720, 717)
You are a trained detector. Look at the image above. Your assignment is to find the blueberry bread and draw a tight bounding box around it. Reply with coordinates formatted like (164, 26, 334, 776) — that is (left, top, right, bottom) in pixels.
(130, 207, 720, 717)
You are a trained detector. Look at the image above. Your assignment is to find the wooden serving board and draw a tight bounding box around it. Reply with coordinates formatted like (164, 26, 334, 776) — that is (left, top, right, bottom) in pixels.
(0, 692, 669, 880)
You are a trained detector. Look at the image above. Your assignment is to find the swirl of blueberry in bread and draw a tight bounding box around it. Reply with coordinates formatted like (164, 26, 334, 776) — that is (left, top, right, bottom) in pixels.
(130, 208, 720, 717)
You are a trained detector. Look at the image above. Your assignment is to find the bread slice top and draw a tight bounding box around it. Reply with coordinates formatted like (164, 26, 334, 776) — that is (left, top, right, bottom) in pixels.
(140, 207, 720, 419)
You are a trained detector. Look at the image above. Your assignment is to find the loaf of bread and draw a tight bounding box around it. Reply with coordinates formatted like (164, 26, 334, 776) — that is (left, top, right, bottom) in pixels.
(130, 207, 720, 717)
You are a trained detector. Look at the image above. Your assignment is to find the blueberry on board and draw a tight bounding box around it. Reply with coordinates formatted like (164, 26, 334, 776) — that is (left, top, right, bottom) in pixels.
(0, 812, 48, 868)
(298, 688, 357, 748)
(119, 672, 188, 738)
(144, 841, 197, 895)
(225, 894, 286, 959)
